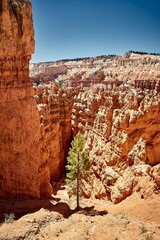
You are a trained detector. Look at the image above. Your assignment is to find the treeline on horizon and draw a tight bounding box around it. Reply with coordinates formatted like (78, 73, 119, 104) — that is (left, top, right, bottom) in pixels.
(34, 51, 160, 64)
(57, 54, 117, 63)
(129, 50, 160, 56)
(36, 54, 117, 64)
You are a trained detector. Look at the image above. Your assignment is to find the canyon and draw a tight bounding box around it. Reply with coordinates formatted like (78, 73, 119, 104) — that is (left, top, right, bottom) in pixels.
(30, 52, 160, 203)
(0, 1, 160, 239)
(0, 0, 160, 205)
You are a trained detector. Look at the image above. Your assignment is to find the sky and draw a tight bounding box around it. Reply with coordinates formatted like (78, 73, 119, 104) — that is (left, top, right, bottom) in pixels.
(31, 0, 160, 63)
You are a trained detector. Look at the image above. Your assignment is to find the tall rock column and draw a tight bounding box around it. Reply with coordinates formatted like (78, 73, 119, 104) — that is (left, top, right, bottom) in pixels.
(0, 0, 52, 199)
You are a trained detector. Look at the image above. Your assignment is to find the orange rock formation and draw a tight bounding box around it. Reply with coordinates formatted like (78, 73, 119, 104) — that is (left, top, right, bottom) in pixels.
(0, 0, 52, 199)
(31, 54, 160, 203)
(1, 0, 159, 203)
(71, 87, 160, 202)
(34, 84, 74, 180)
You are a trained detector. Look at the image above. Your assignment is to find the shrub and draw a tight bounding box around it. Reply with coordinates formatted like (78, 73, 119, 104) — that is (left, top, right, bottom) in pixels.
(4, 213, 15, 223)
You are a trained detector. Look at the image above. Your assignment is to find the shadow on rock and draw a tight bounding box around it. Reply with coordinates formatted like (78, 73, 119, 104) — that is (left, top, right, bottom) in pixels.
(0, 198, 60, 223)
(51, 180, 66, 195)
(47, 202, 74, 218)
(0, 199, 108, 223)
(78, 206, 108, 216)
(46, 203, 108, 218)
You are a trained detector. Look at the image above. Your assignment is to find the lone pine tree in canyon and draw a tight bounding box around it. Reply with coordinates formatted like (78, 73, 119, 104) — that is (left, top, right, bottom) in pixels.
(0, 0, 160, 239)
(0, 0, 160, 204)
(66, 132, 92, 210)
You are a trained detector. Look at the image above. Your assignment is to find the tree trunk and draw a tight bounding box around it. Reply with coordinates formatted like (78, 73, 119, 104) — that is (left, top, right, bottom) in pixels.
(76, 153, 80, 211)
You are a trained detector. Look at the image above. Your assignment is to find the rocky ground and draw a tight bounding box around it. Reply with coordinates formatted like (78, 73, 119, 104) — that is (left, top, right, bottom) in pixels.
(0, 183, 160, 240)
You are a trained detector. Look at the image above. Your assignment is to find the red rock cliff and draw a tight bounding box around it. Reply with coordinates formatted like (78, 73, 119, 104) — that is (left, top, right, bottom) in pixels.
(34, 84, 75, 181)
(0, 0, 52, 199)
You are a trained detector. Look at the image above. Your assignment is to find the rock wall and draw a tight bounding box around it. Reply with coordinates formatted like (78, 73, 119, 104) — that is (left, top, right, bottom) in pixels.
(30, 54, 160, 203)
(0, 0, 52, 199)
(3, 0, 160, 203)
(34, 84, 75, 181)
(72, 87, 160, 202)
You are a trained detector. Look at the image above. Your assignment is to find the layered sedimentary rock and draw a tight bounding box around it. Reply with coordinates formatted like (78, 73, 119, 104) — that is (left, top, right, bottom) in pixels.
(30, 52, 160, 87)
(31, 53, 160, 202)
(72, 87, 160, 202)
(30, 63, 67, 85)
(34, 84, 75, 180)
(0, 0, 52, 199)
(3, 0, 159, 203)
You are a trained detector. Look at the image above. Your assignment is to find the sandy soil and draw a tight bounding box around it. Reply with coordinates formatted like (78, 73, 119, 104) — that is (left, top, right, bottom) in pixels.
(0, 183, 160, 240)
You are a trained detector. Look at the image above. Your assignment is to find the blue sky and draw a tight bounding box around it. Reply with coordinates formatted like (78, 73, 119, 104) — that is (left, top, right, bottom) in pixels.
(31, 0, 160, 63)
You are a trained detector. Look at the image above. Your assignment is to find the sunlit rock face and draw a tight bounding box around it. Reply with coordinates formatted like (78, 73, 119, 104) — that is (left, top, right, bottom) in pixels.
(71, 80, 160, 202)
(31, 52, 160, 202)
(0, 0, 52, 199)
(74, 88, 160, 203)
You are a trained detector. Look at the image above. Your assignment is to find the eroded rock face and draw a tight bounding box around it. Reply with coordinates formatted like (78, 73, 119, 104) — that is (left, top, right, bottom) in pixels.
(34, 84, 75, 180)
(0, 0, 52, 199)
(72, 88, 160, 203)
(31, 54, 160, 203)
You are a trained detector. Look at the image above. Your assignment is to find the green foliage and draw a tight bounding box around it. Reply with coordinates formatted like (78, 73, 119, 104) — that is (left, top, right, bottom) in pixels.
(65, 133, 92, 208)
(4, 213, 15, 223)
(129, 50, 160, 56)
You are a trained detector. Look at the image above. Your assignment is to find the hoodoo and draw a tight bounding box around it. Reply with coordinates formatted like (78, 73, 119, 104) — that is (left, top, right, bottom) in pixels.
(0, 0, 52, 199)
(31, 53, 160, 203)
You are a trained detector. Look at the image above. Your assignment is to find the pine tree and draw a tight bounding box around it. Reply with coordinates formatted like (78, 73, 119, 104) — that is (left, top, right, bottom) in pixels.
(65, 132, 92, 210)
